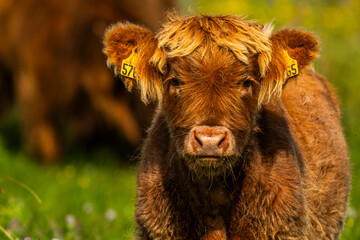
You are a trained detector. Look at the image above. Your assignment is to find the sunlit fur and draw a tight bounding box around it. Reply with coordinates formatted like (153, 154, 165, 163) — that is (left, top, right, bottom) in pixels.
(152, 13, 276, 106)
(261, 28, 319, 104)
(104, 13, 349, 240)
(105, 14, 318, 106)
(104, 23, 163, 104)
(152, 14, 271, 73)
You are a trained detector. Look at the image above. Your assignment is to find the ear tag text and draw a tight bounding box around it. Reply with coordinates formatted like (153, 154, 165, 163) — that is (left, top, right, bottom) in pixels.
(121, 50, 138, 79)
(285, 51, 299, 78)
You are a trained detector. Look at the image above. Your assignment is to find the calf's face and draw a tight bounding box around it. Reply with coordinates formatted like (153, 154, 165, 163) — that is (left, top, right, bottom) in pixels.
(163, 46, 260, 175)
(104, 15, 318, 177)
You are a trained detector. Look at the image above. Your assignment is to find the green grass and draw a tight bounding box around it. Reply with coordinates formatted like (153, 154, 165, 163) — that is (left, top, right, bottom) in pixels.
(1, 0, 360, 239)
(0, 139, 137, 239)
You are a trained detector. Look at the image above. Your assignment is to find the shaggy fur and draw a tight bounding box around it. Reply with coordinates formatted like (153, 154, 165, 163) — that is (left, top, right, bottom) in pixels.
(0, 0, 175, 162)
(104, 14, 350, 239)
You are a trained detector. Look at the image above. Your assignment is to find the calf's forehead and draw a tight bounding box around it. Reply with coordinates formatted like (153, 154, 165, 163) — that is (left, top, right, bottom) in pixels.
(164, 45, 257, 129)
(169, 45, 249, 84)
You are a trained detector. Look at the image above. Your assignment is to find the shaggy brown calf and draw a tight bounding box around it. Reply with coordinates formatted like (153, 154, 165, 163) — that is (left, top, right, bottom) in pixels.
(104, 14, 350, 239)
(0, 0, 175, 162)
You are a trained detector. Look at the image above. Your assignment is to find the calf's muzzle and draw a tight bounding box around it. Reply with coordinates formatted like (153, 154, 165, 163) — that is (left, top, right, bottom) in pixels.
(186, 126, 235, 157)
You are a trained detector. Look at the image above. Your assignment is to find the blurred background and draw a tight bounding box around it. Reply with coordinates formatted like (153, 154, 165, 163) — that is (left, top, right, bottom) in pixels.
(0, 0, 359, 239)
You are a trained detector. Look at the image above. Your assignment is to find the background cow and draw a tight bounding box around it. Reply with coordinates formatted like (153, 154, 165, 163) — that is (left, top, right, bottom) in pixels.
(104, 14, 350, 239)
(0, 0, 175, 163)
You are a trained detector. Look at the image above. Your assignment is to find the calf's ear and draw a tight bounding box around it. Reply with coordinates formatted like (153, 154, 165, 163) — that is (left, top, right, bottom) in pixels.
(103, 23, 162, 104)
(259, 29, 319, 105)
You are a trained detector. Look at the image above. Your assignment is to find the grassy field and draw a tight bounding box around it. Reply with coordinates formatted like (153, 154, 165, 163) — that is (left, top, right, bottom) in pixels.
(0, 139, 138, 239)
(1, 0, 360, 239)
(0, 139, 137, 239)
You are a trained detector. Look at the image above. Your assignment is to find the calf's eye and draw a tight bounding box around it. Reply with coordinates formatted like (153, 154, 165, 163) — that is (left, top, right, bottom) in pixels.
(170, 78, 184, 87)
(242, 80, 252, 88)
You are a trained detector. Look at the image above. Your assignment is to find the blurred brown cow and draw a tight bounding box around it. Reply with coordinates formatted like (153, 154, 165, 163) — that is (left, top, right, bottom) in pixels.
(0, 0, 175, 163)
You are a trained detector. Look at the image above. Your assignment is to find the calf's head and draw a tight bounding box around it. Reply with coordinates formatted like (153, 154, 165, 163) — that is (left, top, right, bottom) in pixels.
(104, 14, 318, 177)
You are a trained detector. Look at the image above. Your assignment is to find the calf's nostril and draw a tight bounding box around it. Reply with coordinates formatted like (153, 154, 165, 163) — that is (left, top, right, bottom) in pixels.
(217, 132, 227, 147)
(194, 132, 203, 147)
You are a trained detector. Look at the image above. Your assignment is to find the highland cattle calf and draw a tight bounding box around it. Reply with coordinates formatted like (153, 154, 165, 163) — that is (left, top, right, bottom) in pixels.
(104, 14, 350, 240)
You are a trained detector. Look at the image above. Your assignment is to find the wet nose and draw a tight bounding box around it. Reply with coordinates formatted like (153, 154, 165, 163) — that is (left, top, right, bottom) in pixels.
(190, 126, 230, 155)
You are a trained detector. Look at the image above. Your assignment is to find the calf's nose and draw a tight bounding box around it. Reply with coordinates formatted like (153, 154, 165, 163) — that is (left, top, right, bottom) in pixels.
(190, 126, 231, 155)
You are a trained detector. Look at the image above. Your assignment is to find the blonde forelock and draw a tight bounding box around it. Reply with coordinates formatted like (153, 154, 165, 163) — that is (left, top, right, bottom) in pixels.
(150, 14, 273, 77)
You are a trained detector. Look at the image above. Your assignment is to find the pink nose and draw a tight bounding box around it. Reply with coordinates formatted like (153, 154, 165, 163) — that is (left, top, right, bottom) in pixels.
(190, 126, 231, 155)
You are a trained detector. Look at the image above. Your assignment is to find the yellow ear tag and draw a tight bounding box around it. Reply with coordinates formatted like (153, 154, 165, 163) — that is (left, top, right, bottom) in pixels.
(121, 50, 138, 79)
(284, 51, 299, 78)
